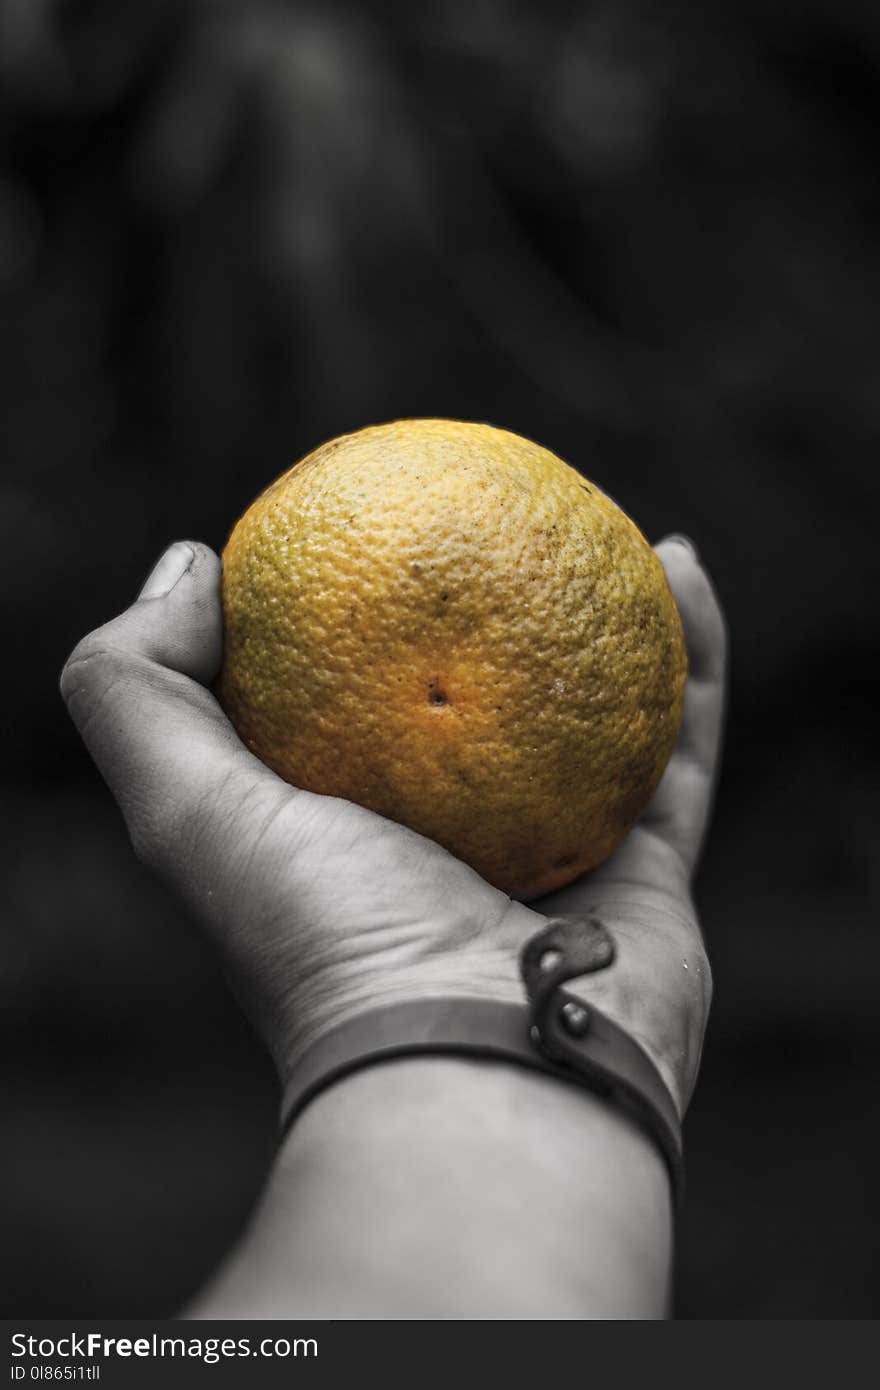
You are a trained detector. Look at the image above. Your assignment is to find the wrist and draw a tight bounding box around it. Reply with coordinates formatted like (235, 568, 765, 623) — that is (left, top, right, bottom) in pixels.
(191, 1054, 673, 1319)
(265, 890, 706, 1136)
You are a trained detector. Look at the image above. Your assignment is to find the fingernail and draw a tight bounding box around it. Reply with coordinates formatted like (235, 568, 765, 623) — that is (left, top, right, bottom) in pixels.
(138, 542, 194, 600)
(664, 533, 700, 563)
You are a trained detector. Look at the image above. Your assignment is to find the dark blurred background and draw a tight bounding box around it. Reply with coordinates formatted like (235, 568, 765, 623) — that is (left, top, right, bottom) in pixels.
(2, 0, 878, 1318)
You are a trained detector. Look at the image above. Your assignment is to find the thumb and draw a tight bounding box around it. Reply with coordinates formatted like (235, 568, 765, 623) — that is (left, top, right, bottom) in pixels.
(60, 540, 287, 868)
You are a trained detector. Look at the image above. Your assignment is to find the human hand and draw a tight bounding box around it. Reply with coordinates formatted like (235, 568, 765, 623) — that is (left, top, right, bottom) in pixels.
(60, 534, 726, 1117)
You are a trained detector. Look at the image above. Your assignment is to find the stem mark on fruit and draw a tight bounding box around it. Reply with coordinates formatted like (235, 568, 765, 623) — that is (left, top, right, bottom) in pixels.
(427, 678, 448, 707)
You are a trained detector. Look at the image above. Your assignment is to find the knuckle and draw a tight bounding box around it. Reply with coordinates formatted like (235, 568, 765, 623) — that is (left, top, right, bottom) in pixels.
(61, 627, 115, 685)
(60, 635, 111, 701)
(59, 635, 98, 701)
(59, 638, 132, 731)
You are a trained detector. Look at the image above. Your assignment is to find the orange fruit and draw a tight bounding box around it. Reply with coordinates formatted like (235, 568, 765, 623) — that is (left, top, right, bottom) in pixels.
(218, 419, 687, 896)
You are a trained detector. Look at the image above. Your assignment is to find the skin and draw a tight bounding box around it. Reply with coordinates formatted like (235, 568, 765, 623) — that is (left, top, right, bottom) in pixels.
(60, 533, 726, 1318)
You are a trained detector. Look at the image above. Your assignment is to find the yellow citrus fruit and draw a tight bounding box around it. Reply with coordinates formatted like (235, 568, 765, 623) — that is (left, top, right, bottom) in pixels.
(218, 419, 687, 896)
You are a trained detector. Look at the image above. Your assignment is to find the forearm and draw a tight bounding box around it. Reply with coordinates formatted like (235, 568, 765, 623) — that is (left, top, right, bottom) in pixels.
(187, 1056, 673, 1319)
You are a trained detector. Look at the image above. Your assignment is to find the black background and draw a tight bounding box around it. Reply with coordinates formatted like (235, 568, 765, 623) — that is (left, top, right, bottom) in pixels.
(2, 0, 878, 1317)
